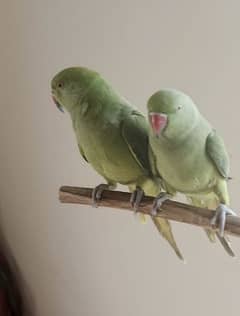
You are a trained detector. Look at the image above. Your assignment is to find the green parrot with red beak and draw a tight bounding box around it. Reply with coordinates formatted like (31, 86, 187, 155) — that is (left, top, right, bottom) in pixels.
(147, 89, 237, 256)
(51, 67, 184, 260)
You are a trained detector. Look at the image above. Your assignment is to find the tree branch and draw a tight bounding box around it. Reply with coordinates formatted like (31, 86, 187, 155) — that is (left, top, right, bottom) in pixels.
(59, 186, 240, 237)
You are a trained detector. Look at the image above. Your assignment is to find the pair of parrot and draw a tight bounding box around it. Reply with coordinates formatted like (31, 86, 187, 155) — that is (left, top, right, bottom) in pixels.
(51, 67, 236, 260)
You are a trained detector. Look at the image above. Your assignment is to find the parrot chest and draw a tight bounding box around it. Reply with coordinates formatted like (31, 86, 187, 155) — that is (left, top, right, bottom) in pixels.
(151, 137, 217, 194)
(74, 121, 144, 184)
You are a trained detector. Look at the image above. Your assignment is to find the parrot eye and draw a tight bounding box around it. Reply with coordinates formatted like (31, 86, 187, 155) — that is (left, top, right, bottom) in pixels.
(58, 82, 63, 88)
(177, 105, 182, 110)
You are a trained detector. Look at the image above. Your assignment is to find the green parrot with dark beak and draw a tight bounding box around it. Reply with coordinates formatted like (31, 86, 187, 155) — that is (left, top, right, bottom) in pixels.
(51, 67, 184, 260)
(147, 89, 237, 256)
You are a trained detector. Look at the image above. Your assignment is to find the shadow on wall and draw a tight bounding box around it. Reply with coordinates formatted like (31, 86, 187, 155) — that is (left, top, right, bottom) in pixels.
(0, 204, 36, 316)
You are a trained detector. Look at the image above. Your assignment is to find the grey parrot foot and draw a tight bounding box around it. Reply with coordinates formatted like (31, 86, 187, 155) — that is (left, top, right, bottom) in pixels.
(210, 203, 237, 237)
(151, 192, 171, 216)
(130, 188, 144, 212)
(92, 184, 112, 208)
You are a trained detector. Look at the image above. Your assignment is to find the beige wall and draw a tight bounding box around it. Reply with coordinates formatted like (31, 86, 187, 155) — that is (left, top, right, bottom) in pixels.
(1, 1, 240, 315)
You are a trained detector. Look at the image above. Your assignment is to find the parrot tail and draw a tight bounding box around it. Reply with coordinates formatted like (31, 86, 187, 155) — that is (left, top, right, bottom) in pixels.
(138, 180, 184, 261)
(187, 195, 235, 257)
(204, 228, 216, 243)
(151, 217, 184, 261)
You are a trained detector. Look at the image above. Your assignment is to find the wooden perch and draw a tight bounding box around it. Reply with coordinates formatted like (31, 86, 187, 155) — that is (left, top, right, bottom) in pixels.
(59, 186, 240, 237)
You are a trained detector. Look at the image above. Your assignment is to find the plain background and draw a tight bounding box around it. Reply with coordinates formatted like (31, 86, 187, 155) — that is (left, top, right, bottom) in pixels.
(1, 1, 240, 315)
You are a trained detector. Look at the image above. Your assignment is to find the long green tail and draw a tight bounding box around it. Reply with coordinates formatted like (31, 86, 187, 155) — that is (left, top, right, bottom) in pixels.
(151, 216, 184, 261)
(141, 181, 184, 261)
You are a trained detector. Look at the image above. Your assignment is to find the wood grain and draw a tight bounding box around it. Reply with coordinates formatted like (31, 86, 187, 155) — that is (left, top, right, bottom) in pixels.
(59, 186, 240, 237)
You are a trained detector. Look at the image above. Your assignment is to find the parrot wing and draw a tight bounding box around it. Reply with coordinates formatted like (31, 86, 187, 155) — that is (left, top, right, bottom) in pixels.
(205, 131, 234, 256)
(148, 146, 160, 178)
(121, 110, 151, 176)
(78, 144, 88, 163)
(206, 129, 229, 178)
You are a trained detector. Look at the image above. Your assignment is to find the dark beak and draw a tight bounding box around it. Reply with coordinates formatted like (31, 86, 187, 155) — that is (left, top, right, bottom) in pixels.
(52, 95, 64, 113)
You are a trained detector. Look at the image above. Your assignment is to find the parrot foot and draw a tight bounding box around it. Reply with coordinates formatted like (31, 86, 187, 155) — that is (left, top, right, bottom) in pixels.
(130, 187, 144, 212)
(210, 203, 237, 237)
(151, 192, 171, 216)
(92, 183, 115, 207)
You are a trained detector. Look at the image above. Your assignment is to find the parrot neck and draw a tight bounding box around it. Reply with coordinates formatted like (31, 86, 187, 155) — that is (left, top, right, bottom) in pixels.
(70, 79, 124, 121)
(87, 79, 122, 104)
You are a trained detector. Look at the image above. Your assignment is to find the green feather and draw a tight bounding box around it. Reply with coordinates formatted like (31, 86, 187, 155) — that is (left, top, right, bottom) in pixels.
(78, 144, 88, 163)
(121, 111, 151, 175)
(206, 129, 230, 179)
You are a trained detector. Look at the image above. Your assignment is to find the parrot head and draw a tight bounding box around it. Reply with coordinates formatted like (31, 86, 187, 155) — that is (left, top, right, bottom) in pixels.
(147, 89, 199, 140)
(51, 67, 99, 113)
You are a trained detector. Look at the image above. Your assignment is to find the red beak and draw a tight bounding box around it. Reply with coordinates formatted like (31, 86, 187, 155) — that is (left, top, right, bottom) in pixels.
(149, 112, 168, 136)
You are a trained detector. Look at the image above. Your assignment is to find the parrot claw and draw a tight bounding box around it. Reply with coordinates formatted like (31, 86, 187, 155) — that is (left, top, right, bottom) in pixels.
(130, 188, 144, 212)
(210, 204, 237, 237)
(92, 184, 114, 207)
(151, 192, 171, 216)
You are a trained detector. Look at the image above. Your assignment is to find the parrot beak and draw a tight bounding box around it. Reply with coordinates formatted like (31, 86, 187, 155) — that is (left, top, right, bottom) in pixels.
(52, 95, 64, 113)
(149, 112, 168, 136)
